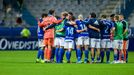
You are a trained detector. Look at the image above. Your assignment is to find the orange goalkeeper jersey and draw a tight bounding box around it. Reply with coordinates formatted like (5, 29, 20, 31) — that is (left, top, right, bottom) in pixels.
(38, 15, 62, 39)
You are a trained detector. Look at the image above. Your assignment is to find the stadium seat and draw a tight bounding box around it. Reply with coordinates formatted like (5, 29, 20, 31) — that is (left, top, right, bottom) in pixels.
(1, 0, 134, 26)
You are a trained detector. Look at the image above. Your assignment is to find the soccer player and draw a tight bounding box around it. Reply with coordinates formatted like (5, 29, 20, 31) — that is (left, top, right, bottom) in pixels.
(44, 12, 68, 63)
(75, 14, 89, 63)
(109, 14, 116, 40)
(87, 12, 101, 63)
(36, 13, 47, 63)
(99, 15, 114, 63)
(56, 15, 76, 63)
(119, 15, 129, 63)
(54, 12, 68, 63)
(112, 15, 124, 63)
(38, 9, 62, 62)
(68, 12, 80, 60)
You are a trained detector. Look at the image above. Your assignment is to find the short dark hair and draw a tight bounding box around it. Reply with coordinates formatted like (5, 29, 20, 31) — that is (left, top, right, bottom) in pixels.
(110, 14, 115, 18)
(90, 12, 96, 18)
(71, 16, 76, 21)
(48, 9, 55, 15)
(41, 13, 48, 18)
(101, 14, 107, 18)
(62, 11, 68, 17)
(68, 12, 73, 16)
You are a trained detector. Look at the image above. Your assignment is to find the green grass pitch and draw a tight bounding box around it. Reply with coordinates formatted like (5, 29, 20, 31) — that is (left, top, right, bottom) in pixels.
(0, 51, 134, 75)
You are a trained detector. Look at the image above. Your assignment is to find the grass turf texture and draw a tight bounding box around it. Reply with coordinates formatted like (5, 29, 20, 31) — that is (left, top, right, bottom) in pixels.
(0, 51, 134, 75)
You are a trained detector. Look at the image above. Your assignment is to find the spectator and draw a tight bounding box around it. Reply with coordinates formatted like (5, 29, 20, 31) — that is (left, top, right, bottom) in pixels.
(16, 17, 22, 24)
(3, 0, 12, 13)
(16, 14, 23, 26)
(0, 19, 5, 26)
(16, 0, 23, 13)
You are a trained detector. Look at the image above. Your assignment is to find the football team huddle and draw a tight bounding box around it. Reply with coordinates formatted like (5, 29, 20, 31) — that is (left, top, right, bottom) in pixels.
(36, 9, 129, 64)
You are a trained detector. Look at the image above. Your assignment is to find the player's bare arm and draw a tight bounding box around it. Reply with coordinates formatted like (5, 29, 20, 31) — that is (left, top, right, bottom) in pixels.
(123, 29, 128, 35)
(111, 27, 115, 34)
(88, 24, 100, 32)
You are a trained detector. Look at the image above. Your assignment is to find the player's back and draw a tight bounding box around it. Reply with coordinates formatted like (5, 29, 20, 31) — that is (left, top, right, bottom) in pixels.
(64, 23, 76, 41)
(100, 19, 113, 39)
(44, 15, 57, 39)
(76, 20, 88, 37)
(88, 18, 100, 38)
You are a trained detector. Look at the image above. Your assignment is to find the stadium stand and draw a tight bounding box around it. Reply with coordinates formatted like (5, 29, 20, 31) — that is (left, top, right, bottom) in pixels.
(25, 0, 109, 19)
(99, 0, 121, 17)
(122, 0, 134, 26)
(129, 10, 134, 26)
(0, 0, 134, 26)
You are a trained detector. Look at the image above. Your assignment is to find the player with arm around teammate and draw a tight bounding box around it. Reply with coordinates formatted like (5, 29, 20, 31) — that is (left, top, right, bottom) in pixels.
(38, 9, 62, 62)
(75, 14, 89, 63)
(56, 14, 76, 63)
(36, 13, 48, 63)
(119, 14, 129, 63)
(112, 15, 124, 64)
(99, 15, 114, 63)
(54, 11, 68, 63)
(87, 12, 101, 63)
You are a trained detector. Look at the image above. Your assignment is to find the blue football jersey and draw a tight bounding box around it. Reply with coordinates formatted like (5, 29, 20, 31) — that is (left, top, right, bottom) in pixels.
(108, 20, 115, 28)
(74, 30, 78, 39)
(84, 18, 90, 23)
(100, 19, 113, 39)
(87, 18, 100, 38)
(37, 18, 44, 39)
(63, 23, 76, 41)
(76, 20, 89, 37)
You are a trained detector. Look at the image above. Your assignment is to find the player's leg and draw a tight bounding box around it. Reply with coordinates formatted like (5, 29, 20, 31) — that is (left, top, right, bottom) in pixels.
(113, 40, 118, 63)
(41, 47, 45, 62)
(76, 37, 82, 63)
(44, 38, 48, 62)
(106, 39, 111, 63)
(90, 38, 95, 63)
(50, 47, 55, 62)
(75, 38, 78, 59)
(119, 40, 124, 63)
(126, 40, 129, 63)
(100, 39, 105, 63)
(123, 40, 127, 62)
(65, 41, 69, 62)
(40, 39, 45, 63)
(84, 37, 89, 63)
(44, 47, 48, 62)
(36, 49, 42, 63)
(54, 37, 59, 63)
(36, 39, 42, 62)
(115, 50, 119, 62)
(55, 46, 59, 63)
(58, 37, 65, 63)
(96, 39, 101, 62)
(66, 41, 74, 63)
(47, 38, 54, 62)
(37, 39, 44, 61)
